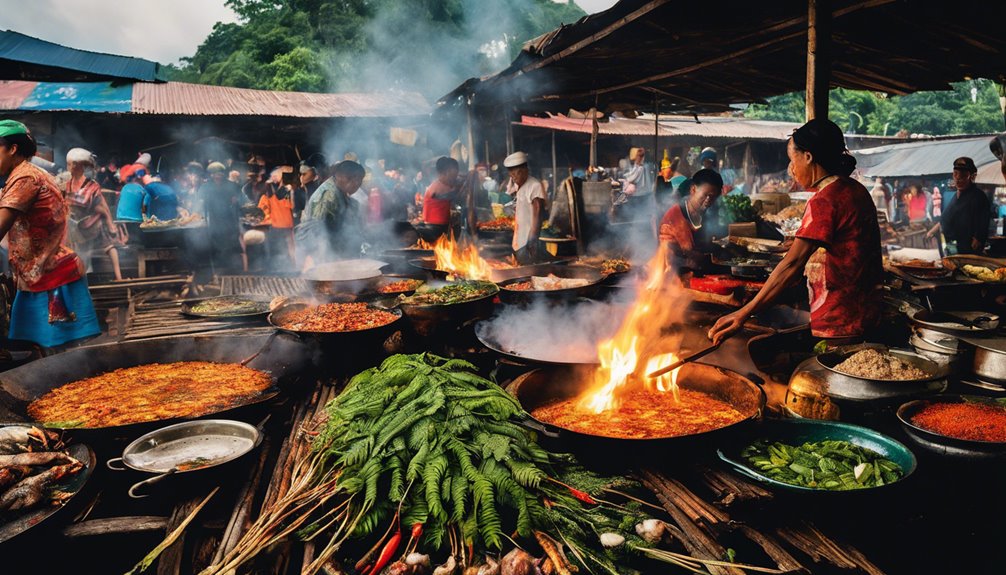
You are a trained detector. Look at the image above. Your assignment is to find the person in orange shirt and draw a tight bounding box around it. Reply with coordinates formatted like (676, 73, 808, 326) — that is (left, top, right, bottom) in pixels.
(258, 169, 295, 269)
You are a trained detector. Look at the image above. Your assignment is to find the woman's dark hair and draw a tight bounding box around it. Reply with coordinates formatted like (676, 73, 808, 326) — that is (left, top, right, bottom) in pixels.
(333, 160, 365, 178)
(0, 133, 37, 159)
(691, 168, 723, 189)
(790, 118, 856, 177)
(435, 156, 459, 174)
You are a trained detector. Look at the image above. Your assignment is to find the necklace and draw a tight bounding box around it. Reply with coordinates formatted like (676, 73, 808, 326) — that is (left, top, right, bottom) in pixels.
(685, 201, 702, 228)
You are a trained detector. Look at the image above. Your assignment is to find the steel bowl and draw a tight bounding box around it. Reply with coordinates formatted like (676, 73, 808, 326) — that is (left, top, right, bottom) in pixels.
(971, 340, 1006, 384)
(897, 394, 1006, 459)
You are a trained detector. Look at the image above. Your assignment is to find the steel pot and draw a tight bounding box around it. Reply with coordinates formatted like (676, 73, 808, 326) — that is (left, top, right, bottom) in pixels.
(107, 419, 262, 498)
(971, 340, 1006, 384)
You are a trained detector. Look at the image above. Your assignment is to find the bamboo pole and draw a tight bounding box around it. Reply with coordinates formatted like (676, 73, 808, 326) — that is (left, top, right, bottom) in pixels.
(806, 0, 832, 121)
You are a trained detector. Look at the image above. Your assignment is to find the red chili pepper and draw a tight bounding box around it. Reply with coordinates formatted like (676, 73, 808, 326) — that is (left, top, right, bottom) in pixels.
(543, 497, 554, 508)
(359, 564, 373, 575)
(411, 522, 423, 539)
(567, 486, 597, 505)
(370, 528, 402, 575)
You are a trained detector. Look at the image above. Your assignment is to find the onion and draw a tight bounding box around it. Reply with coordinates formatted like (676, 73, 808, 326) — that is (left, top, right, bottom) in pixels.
(600, 532, 625, 548)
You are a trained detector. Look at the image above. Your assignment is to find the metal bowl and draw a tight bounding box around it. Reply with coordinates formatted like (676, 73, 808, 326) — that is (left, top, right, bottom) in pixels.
(817, 346, 948, 385)
(909, 309, 1000, 337)
(897, 394, 1006, 459)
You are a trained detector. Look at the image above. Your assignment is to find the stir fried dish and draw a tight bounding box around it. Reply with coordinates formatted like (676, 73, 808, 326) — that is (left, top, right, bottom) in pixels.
(277, 302, 399, 332)
(532, 389, 745, 439)
(477, 216, 515, 231)
(377, 279, 424, 294)
(742, 439, 903, 490)
(189, 296, 269, 316)
(28, 362, 273, 428)
(911, 401, 1006, 442)
(505, 274, 591, 292)
(399, 281, 498, 306)
(833, 349, 928, 380)
(961, 264, 1006, 283)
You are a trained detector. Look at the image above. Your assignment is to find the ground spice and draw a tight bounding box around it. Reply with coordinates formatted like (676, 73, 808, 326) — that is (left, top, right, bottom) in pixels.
(911, 402, 1006, 442)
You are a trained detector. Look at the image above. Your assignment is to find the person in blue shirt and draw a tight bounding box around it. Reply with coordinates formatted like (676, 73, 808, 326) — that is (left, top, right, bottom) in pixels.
(141, 174, 179, 221)
(115, 164, 146, 222)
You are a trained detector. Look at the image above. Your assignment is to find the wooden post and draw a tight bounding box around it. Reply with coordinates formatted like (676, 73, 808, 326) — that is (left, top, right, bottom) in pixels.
(589, 107, 599, 168)
(551, 130, 558, 197)
(805, 0, 832, 121)
(466, 97, 477, 170)
(653, 99, 660, 195)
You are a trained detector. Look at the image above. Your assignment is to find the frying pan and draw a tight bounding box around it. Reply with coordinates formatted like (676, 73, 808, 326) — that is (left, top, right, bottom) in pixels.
(509, 362, 764, 459)
(302, 260, 387, 295)
(0, 333, 311, 439)
(107, 419, 263, 498)
(180, 294, 273, 320)
(496, 265, 604, 305)
(268, 300, 403, 347)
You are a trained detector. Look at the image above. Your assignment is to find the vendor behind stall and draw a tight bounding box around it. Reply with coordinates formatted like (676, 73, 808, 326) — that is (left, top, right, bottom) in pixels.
(297, 160, 365, 267)
(926, 157, 991, 255)
(0, 120, 100, 348)
(422, 156, 459, 237)
(658, 168, 723, 271)
(504, 151, 546, 263)
(709, 119, 882, 344)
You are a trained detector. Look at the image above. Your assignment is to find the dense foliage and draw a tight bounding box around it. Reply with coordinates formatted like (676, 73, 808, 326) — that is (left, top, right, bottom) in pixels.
(743, 80, 1004, 136)
(168, 0, 585, 96)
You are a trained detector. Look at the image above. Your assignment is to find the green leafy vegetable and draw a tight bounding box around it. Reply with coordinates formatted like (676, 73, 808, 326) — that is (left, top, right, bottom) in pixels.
(741, 439, 903, 490)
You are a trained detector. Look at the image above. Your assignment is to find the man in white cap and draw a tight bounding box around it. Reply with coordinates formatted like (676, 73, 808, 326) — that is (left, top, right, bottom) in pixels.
(503, 151, 546, 262)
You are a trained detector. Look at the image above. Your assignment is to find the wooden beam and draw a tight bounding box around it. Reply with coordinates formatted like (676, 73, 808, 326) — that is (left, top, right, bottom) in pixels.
(806, 0, 833, 120)
(519, 0, 672, 74)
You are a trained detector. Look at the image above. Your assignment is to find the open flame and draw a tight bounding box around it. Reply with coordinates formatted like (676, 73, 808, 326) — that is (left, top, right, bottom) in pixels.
(580, 245, 690, 413)
(432, 234, 495, 281)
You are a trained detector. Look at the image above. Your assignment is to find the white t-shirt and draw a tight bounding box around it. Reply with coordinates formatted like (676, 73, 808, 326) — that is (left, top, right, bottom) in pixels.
(507, 176, 547, 250)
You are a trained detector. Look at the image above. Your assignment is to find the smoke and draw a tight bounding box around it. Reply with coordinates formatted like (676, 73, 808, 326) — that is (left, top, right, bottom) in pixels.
(478, 299, 631, 364)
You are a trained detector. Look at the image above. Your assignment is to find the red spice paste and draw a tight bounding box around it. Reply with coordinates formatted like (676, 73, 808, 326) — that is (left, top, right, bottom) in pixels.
(911, 402, 1006, 442)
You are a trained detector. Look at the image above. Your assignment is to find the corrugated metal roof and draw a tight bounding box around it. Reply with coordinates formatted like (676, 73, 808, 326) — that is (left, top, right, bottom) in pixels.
(853, 136, 999, 181)
(0, 80, 430, 118)
(518, 114, 800, 141)
(0, 30, 164, 82)
(131, 82, 430, 118)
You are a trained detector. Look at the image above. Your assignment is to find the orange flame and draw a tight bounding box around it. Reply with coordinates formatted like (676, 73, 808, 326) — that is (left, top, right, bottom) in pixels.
(432, 234, 495, 281)
(580, 245, 690, 412)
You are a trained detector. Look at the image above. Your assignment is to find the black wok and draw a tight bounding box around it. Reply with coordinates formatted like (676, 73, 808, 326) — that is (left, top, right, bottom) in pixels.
(268, 300, 403, 347)
(509, 362, 765, 461)
(0, 333, 311, 439)
(408, 257, 578, 282)
(475, 320, 601, 367)
(497, 265, 605, 305)
(397, 282, 499, 337)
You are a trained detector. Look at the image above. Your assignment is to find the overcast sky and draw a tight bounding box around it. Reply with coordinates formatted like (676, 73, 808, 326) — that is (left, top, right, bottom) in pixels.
(0, 0, 619, 65)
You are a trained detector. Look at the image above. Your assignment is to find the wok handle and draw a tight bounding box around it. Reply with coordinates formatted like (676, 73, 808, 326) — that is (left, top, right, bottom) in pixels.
(106, 457, 128, 471)
(516, 416, 562, 440)
(128, 469, 178, 499)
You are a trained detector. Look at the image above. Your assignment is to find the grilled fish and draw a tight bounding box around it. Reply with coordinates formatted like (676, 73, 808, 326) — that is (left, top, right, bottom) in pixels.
(0, 426, 59, 455)
(0, 451, 74, 468)
(0, 465, 32, 492)
(0, 461, 83, 511)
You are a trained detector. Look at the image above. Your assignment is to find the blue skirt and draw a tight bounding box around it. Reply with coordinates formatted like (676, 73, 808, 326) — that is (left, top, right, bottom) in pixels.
(10, 278, 101, 347)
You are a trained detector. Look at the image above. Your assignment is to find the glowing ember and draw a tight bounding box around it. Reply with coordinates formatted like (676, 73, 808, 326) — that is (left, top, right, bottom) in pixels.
(414, 239, 434, 249)
(580, 245, 690, 413)
(432, 234, 495, 281)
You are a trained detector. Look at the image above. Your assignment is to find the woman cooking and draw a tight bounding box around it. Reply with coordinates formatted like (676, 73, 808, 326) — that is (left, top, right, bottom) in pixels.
(0, 120, 100, 347)
(709, 119, 882, 345)
(658, 168, 723, 271)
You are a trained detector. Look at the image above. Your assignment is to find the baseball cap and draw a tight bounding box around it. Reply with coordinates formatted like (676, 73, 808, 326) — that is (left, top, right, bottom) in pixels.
(0, 119, 28, 139)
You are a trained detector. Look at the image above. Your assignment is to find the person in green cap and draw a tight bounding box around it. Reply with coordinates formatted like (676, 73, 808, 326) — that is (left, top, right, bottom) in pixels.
(0, 119, 100, 347)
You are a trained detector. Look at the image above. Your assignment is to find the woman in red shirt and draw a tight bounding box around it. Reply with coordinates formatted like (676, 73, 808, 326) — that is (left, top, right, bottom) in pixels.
(0, 120, 100, 347)
(422, 157, 458, 235)
(658, 168, 723, 271)
(709, 119, 882, 344)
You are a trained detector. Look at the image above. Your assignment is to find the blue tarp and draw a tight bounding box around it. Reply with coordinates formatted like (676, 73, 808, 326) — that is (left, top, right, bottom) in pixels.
(18, 82, 133, 112)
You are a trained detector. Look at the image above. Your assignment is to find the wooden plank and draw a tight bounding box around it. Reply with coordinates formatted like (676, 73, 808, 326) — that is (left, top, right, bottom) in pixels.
(156, 495, 206, 575)
(62, 516, 168, 538)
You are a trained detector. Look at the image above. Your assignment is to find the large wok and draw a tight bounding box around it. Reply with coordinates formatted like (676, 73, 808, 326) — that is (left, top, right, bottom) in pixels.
(509, 362, 764, 460)
(397, 281, 499, 337)
(475, 320, 601, 367)
(268, 299, 403, 347)
(496, 265, 605, 305)
(0, 333, 311, 439)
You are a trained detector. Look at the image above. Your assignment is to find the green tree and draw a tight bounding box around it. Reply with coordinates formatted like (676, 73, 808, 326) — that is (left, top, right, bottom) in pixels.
(169, 0, 586, 97)
(744, 80, 1004, 136)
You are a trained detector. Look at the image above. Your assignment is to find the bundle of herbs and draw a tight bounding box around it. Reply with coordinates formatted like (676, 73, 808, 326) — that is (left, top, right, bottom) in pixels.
(204, 354, 781, 575)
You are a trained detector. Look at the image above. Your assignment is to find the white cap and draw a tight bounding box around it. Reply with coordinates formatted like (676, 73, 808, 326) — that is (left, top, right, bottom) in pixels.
(66, 147, 95, 165)
(136, 152, 152, 166)
(503, 151, 528, 168)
